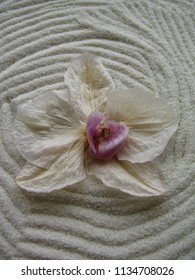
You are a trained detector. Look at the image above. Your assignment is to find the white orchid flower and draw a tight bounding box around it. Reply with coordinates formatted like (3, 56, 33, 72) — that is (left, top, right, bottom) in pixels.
(13, 54, 178, 196)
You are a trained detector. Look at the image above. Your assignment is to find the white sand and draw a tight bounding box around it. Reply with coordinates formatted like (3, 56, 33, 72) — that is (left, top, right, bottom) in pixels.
(0, 0, 194, 259)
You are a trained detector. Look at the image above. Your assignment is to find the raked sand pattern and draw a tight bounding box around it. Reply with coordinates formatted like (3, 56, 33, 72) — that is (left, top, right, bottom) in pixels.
(0, 0, 194, 259)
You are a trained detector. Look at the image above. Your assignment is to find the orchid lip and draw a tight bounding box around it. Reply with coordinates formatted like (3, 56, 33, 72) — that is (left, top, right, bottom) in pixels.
(86, 111, 129, 160)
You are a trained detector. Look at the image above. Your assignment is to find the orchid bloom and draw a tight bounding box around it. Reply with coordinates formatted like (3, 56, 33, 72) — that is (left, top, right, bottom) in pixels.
(13, 54, 178, 196)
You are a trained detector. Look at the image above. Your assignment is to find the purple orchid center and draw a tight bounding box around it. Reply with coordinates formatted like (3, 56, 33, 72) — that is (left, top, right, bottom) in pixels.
(86, 111, 129, 160)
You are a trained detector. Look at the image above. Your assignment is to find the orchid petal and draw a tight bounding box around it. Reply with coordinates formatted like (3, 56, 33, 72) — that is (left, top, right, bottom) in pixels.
(107, 88, 178, 163)
(13, 90, 84, 169)
(65, 54, 115, 120)
(87, 116, 129, 160)
(86, 157, 165, 197)
(15, 138, 86, 192)
(96, 121, 128, 160)
(86, 111, 105, 153)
